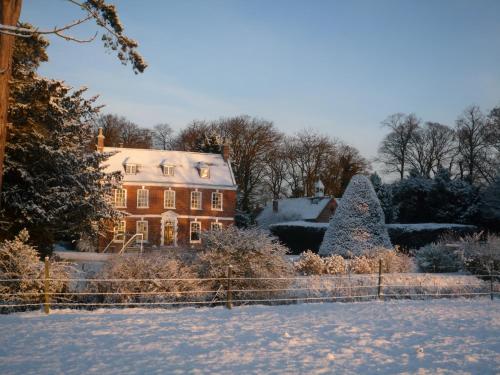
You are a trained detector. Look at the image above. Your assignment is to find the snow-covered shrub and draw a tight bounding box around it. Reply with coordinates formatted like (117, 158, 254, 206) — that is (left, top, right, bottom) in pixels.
(295, 250, 325, 275)
(0, 230, 71, 310)
(319, 175, 392, 257)
(367, 248, 414, 273)
(459, 233, 500, 278)
(92, 254, 202, 304)
(416, 244, 461, 273)
(196, 226, 293, 300)
(349, 256, 375, 274)
(323, 255, 346, 275)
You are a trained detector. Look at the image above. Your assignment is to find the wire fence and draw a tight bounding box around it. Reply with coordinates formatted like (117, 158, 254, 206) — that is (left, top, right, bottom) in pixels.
(1, 259, 498, 314)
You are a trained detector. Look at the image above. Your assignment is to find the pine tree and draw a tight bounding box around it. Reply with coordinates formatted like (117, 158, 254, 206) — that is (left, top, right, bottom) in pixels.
(0, 29, 120, 256)
(479, 171, 500, 230)
(319, 175, 392, 257)
(370, 172, 394, 223)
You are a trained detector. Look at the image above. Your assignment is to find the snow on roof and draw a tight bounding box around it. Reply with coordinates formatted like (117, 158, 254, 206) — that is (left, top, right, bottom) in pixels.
(102, 147, 237, 189)
(256, 197, 332, 229)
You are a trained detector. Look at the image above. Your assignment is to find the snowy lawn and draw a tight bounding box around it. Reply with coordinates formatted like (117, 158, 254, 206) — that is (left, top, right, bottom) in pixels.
(0, 299, 499, 374)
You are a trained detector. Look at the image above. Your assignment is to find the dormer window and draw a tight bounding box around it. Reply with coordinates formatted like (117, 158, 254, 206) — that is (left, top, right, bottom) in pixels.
(200, 167, 210, 178)
(162, 165, 175, 176)
(125, 164, 137, 175)
(197, 162, 210, 179)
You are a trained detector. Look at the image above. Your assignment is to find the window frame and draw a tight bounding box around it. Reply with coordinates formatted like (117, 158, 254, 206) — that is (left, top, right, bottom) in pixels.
(199, 166, 210, 179)
(137, 188, 149, 208)
(162, 165, 175, 177)
(211, 192, 223, 211)
(114, 188, 127, 208)
(190, 221, 201, 243)
(113, 220, 126, 242)
(190, 190, 202, 210)
(164, 189, 176, 209)
(210, 222, 223, 231)
(125, 164, 137, 175)
(136, 220, 148, 243)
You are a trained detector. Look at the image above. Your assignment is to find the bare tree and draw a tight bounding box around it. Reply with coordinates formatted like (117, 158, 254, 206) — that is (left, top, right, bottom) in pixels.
(262, 141, 289, 200)
(0, 0, 146, 195)
(488, 106, 500, 154)
(217, 116, 283, 212)
(171, 120, 212, 151)
(456, 105, 495, 184)
(152, 123, 174, 150)
(94, 114, 152, 149)
(407, 122, 457, 178)
(377, 113, 420, 180)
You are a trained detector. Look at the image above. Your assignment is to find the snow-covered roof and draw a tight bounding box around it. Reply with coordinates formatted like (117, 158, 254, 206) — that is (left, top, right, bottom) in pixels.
(256, 197, 333, 229)
(102, 147, 237, 189)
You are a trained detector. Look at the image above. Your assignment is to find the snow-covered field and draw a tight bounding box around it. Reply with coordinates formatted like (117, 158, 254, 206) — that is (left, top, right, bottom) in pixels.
(0, 299, 498, 374)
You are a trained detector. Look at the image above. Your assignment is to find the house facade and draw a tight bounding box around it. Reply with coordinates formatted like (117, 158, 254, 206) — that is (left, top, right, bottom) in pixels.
(97, 130, 237, 251)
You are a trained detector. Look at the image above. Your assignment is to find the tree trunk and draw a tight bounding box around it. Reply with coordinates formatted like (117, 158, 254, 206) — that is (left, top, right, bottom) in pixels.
(0, 0, 23, 199)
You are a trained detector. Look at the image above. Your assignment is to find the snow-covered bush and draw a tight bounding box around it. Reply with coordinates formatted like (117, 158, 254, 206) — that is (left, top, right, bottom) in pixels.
(0, 230, 71, 310)
(349, 256, 375, 274)
(75, 232, 96, 252)
(319, 175, 392, 257)
(459, 234, 500, 278)
(196, 226, 293, 299)
(323, 255, 346, 275)
(92, 254, 202, 304)
(295, 250, 325, 275)
(416, 244, 461, 273)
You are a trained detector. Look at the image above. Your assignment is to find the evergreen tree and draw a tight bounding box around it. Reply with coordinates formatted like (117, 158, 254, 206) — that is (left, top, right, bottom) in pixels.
(319, 175, 392, 257)
(0, 29, 120, 256)
(392, 169, 433, 223)
(370, 172, 394, 223)
(479, 171, 500, 231)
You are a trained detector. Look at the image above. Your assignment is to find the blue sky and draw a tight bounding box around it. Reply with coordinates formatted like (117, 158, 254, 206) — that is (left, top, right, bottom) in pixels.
(21, 0, 500, 165)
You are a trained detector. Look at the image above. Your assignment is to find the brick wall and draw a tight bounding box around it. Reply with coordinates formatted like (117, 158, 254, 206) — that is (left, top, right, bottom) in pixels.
(99, 185, 237, 251)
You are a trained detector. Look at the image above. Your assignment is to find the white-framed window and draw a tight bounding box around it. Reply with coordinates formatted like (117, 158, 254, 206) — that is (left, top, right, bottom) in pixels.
(137, 188, 149, 208)
(162, 165, 175, 177)
(199, 166, 210, 179)
(211, 192, 223, 211)
(191, 190, 202, 210)
(136, 220, 148, 242)
(114, 188, 127, 208)
(164, 189, 176, 209)
(211, 222, 223, 231)
(190, 221, 201, 243)
(125, 164, 137, 175)
(113, 220, 126, 241)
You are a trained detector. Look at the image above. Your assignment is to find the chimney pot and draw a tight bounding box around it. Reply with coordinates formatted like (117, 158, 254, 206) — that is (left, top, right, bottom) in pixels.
(97, 127, 105, 152)
(222, 144, 230, 162)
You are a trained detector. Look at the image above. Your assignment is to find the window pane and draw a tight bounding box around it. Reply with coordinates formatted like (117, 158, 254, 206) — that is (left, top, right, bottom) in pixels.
(137, 189, 149, 208)
(136, 221, 148, 241)
(211, 192, 222, 210)
(164, 190, 175, 208)
(115, 189, 127, 207)
(191, 191, 201, 209)
(190, 222, 201, 242)
(211, 222, 222, 231)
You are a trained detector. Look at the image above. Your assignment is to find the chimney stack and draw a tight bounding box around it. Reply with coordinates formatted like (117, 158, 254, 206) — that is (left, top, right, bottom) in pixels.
(272, 199, 279, 213)
(97, 128, 105, 152)
(222, 143, 230, 162)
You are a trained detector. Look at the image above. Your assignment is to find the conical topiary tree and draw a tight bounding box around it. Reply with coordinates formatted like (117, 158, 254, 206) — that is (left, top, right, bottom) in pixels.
(319, 175, 392, 257)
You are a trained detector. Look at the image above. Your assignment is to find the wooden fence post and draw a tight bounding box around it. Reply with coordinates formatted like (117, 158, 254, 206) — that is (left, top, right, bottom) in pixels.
(490, 261, 494, 301)
(226, 265, 233, 309)
(44, 256, 50, 314)
(377, 259, 383, 300)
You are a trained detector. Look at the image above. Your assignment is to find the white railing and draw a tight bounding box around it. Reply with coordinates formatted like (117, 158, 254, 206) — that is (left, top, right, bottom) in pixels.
(119, 233, 144, 254)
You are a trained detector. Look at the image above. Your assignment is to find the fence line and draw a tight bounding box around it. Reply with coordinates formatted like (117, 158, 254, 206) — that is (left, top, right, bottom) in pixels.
(1, 260, 498, 314)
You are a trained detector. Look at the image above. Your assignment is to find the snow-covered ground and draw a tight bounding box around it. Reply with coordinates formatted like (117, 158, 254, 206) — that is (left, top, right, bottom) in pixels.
(0, 299, 498, 374)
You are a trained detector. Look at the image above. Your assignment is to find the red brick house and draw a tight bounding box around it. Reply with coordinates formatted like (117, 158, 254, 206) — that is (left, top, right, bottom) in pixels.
(97, 130, 237, 251)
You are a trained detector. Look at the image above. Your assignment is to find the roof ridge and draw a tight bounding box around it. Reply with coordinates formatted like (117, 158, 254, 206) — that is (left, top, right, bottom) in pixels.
(104, 147, 223, 157)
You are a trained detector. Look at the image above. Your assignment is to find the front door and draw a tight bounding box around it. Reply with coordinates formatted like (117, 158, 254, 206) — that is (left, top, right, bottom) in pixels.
(164, 221, 175, 246)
